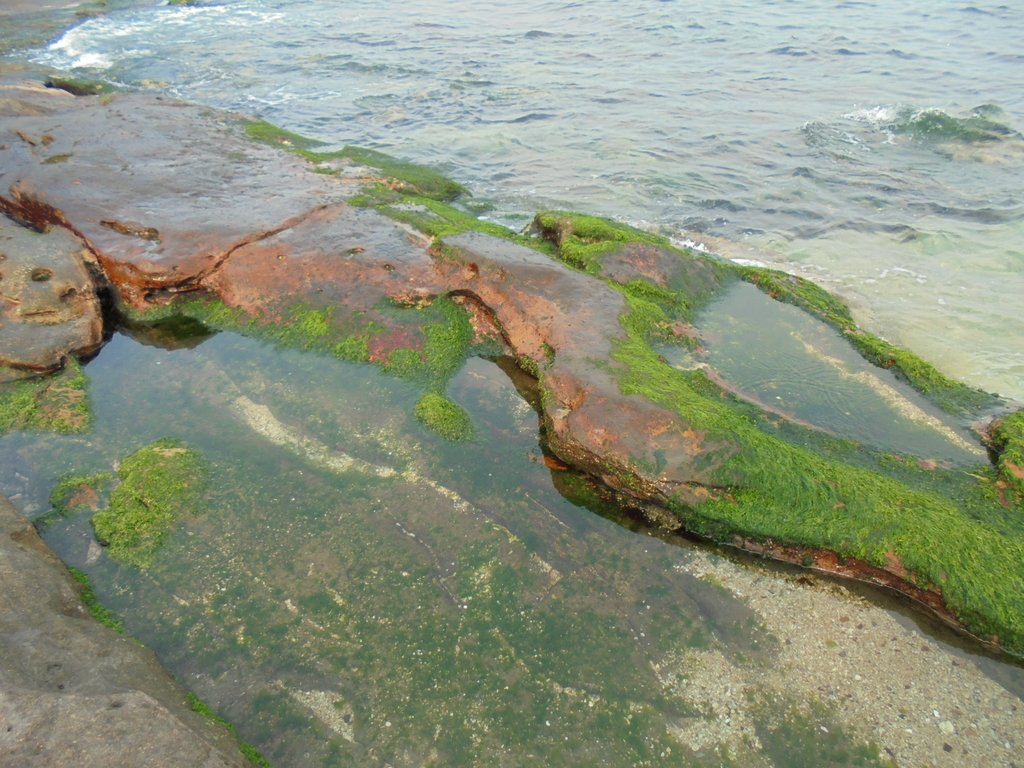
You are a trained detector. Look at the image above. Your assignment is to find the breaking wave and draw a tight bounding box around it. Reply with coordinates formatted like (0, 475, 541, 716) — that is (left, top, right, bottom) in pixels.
(845, 104, 1021, 145)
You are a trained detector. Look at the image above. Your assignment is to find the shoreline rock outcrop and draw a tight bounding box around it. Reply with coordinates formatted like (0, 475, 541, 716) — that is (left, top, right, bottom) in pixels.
(0, 217, 103, 377)
(1, 78, 1023, 658)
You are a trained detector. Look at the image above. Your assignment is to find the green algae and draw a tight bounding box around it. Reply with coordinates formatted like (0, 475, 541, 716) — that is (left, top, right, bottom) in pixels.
(349, 187, 551, 258)
(126, 298, 372, 361)
(91, 438, 208, 568)
(241, 119, 465, 201)
(25, 327, 1013, 765)
(187, 693, 272, 768)
(891, 106, 1020, 144)
(533, 210, 666, 275)
(68, 566, 123, 634)
(989, 409, 1024, 502)
(126, 293, 478, 439)
(34, 470, 114, 530)
(532, 210, 995, 415)
(610, 298, 1024, 653)
(333, 146, 466, 202)
(44, 75, 115, 96)
(0, 360, 91, 434)
(50, 470, 113, 512)
(525, 209, 1024, 652)
(414, 392, 474, 440)
(241, 119, 325, 153)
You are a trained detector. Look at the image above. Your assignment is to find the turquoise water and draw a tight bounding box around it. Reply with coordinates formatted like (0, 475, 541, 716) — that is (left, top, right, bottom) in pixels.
(16, 0, 1024, 399)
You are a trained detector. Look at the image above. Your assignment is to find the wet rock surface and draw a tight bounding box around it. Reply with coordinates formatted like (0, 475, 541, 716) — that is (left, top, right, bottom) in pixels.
(0, 216, 103, 374)
(0, 494, 248, 767)
(1, 72, 1023, 767)
(0, 83, 343, 305)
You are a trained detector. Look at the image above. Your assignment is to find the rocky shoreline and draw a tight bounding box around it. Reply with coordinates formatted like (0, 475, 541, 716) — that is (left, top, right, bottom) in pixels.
(3, 75, 1022, 653)
(1, 9, 1023, 759)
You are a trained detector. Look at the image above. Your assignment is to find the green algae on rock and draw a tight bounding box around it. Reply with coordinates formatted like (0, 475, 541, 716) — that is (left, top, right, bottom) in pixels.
(414, 392, 474, 441)
(241, 119, 466, 201)
(988, 409, 1024, 503)
(91, 438, 208, 568)
(33, 469, 114, 531)
(68, 566, 123, 634)
(4, 92, 1022, 655)
(529, 212, 1024, 653)
(0, 360, 91, 434)
(43, 74, 114, 96)
(533, 210, 997, 416)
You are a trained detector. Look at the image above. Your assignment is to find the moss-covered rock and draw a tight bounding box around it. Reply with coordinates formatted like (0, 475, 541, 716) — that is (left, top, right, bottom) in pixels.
(0, 361, 91, 434)
(91, 438, 208, 568)
(414, 392, 474, 441)
(44, 74, 114, 96)
(988, 409, 1024, 503)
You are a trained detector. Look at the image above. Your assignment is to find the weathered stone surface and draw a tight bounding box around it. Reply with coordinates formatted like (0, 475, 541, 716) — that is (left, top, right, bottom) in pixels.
(205, 202, 441, 318)
(0, 494, 248, 767)
(0, 215, 103, 372)
(0, 85, 343, 305)
(437, 232, 738, 507)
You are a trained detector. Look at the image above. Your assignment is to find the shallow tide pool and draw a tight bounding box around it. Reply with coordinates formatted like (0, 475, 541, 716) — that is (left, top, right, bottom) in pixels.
(2, 328, 1022, 767)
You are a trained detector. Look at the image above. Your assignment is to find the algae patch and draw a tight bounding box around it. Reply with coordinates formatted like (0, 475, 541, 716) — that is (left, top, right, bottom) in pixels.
(68, 566, 124, 634)
(241, 118, 466, 201)
(414, 392, 474, 441)
(187, 692, 272, 768)
(989, 409, 1024, 503)
(530, 209, 1024, 654)
(90, 438, 208, 568)
(0, 360, 91, 434)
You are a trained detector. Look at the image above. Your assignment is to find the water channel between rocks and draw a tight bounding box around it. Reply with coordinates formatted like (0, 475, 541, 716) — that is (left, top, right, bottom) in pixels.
(1, 326, 1021, 768)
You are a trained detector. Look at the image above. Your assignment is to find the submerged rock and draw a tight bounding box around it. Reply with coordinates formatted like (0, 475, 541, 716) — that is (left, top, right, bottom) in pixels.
(0, 494, 248, 767)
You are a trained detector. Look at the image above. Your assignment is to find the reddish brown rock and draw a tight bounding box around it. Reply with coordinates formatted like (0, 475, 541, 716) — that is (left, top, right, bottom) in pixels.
(437, 232, 740, 507)
(0, 85, 343, 306)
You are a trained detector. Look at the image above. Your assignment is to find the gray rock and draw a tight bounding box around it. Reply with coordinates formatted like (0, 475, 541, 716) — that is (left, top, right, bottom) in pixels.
(0, 495, 248, 768)
(0, 217, 103, 373)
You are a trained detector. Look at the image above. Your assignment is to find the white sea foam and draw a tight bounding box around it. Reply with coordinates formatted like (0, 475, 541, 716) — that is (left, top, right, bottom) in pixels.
(844, 106, 900, 124)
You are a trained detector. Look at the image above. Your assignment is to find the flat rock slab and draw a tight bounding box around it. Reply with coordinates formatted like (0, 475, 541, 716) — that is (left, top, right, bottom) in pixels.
(0, 215, 102, 372)
(206, 213, 739, 506)
(0, 85, 344, 304)
(0, 495, 247, 767)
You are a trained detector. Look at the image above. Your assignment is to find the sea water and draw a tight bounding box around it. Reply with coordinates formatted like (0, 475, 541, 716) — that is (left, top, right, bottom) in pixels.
(19, 0, 1024, 401)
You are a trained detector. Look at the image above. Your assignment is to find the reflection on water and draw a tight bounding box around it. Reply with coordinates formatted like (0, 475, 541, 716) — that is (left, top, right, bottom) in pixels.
(663, 281, 984, 464)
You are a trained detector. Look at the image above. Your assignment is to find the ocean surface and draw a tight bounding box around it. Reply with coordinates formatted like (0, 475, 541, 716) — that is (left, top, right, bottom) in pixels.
(18, 0, 1024, 401)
